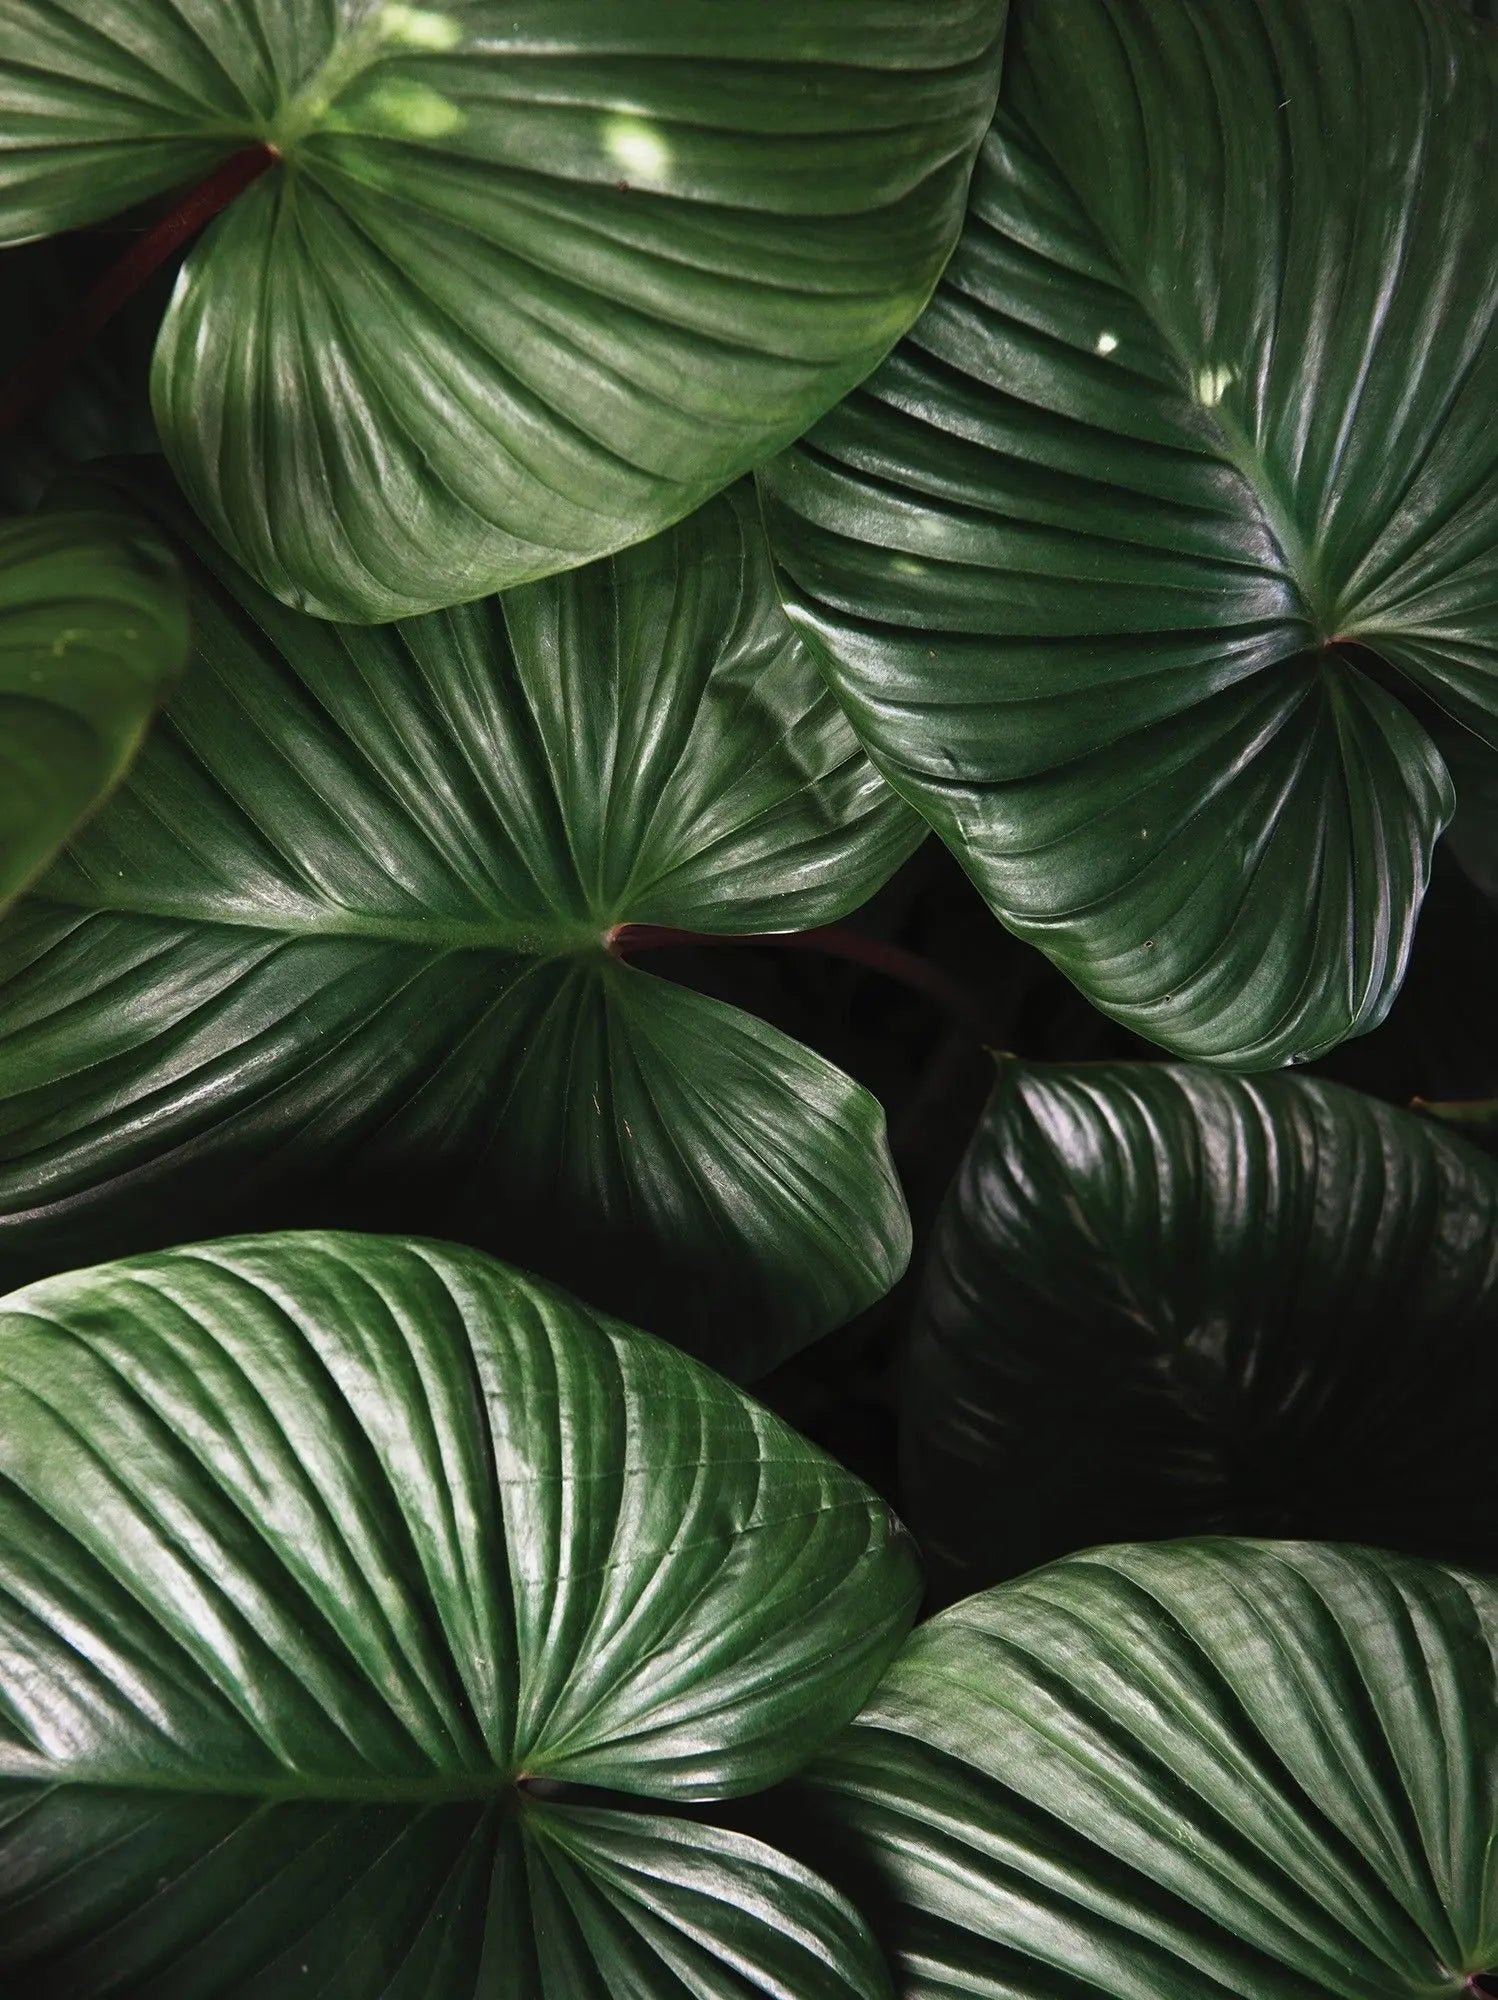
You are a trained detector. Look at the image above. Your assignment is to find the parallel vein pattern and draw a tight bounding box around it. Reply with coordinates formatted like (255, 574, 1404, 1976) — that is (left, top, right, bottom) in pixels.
(0, 0, 1005, 617)
(803, 1541, 1498, 1999)
(763, 0, 1498, 1067)
(0, 1792, 892, 1998)
(0, 477, 918, 1376)
(0, 1232, 914, 1995)
(0, 1234, 921, 1795)
(903, 1060, 1498, 1598)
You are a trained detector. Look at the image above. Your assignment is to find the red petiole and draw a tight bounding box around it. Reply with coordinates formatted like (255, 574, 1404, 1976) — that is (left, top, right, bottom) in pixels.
(0, 143, 277, 436)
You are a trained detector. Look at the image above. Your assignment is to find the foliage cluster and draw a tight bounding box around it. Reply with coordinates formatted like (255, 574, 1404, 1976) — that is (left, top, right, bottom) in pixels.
(1, 1, 1496, 1994)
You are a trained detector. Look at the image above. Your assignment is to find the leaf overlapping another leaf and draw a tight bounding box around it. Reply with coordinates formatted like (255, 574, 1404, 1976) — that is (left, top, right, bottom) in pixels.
(0, 0, 1006, 619)
(763, 0, 1498, 1067)
(0, 1230, 918, 1994)
(0, 475, 920, 1377)
(801, 1541, 1498, 2000)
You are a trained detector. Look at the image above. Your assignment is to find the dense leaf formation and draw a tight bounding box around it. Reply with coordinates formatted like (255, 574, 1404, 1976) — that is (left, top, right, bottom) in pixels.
(0, 1231, 919, 1995)
(0, 476, 920, 1377)
(904, 1058, 1498, 1597)
(0, 507, 186, 911)
(802, 1540, 1498, 1999)
(0, 0, 1005, 619)
(763, 0, 1498, 1066)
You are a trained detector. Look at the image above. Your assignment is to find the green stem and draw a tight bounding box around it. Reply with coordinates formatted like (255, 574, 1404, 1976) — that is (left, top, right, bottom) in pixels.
(0, 143, 277, 437)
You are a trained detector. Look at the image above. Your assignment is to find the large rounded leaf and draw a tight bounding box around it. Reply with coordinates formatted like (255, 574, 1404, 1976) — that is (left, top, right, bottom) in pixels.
(0, 1229, 919, 1994)
(801, 1540, 1498, 1999)
(0, 475, 919, 1376)
(762, 0, 1498, 1067)
(0, 1, 1005, 621)
(905, 1059, 1498, 1600)
(0, 508, 186, 910)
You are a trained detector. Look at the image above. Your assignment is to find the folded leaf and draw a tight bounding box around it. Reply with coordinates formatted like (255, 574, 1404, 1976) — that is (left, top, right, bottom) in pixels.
(0, 0, 1005, 620)
(763, 0, 1498, 1067)
(0, 476, 920, 1377)
(803, 1540, 1498, 2000)
(905, 1059, 1498, 1599)
(0, 508, 186, 911)
(0, 1230, 917, 1994)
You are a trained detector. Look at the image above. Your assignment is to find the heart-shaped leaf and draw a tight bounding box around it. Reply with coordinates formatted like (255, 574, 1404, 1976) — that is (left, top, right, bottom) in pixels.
(800, 1540, 1498, 2000)
(0, 1229, 919, 1995)
(904, 1058, 1498, 1600)
(0, 507, 186, 911)
(762, 0, 1498, 1067)
(0, 1, 1006, 621)
(0, 475, 917, 1378)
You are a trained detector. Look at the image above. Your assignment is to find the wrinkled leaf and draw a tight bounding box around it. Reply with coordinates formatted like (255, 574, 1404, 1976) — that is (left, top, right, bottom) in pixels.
(763, 0, 1498, 1067)
(802, 1540, 1498, 1999)
(0, 0, 1005, 620)
(904, 1058, 1498, 1599)
(0, 474, 918, 1376)
(0, 507, 186, 910)
(0, 1229, 917, 1994)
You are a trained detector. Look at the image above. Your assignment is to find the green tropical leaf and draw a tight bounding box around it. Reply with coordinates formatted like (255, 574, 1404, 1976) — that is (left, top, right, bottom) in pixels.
(0, 507, 186, 911)
(0, 473, 918, 1377)
(762, 0, 1498, 1068)
(0, 1229, 918, 1995)
(0, 1790, 895, 1998)
(801, 1540, 1498, 2000)
(904, 1058, 1498, 1600)
(0, 1, 1005, 622)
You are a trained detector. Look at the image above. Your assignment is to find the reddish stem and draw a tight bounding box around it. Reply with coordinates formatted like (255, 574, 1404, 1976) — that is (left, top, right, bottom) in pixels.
(610, 923, 993, 1040)
(0, 143, 277, 436)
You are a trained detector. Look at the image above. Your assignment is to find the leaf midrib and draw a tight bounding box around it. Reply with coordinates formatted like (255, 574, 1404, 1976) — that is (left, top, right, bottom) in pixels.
(22, 889, 609, 959)
(1005, 101, 1338, 642)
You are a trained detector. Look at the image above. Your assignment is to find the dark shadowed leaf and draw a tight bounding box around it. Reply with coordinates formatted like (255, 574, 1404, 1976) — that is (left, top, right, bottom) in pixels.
(0, 474, 920, 1377)
(0, 0, 1005, 620)
(801, 1540, 1498, 2000)
(0, 508, 186, 911)
(0, 236, 163, 512)
(904, 1058, 1498, 1600)
(763, 0, 1498, 1067)
(0, 1230, 917, 1994)
(0, 1790, 895, 1999)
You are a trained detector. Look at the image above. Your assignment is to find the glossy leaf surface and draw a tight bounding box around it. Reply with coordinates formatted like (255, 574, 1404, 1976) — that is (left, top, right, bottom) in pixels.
(0, 1229, 916, 1994)
(0, 1790, 894, 1999)
(803, 1540, 1498, 1999)
(905, 1059, 1498, 1599)
(763, 0, 1498, 1066)
(0, 508, 185, 911)
(0, 477, 920, 1376)
(0, 0, 1004, 620)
